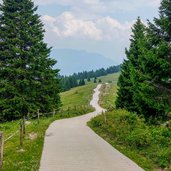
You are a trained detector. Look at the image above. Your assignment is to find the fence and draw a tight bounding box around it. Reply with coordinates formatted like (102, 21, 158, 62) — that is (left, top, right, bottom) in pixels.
(3, 108, 59, 146)
(3, 105, 92, 143)
(0, 104, 92, 168)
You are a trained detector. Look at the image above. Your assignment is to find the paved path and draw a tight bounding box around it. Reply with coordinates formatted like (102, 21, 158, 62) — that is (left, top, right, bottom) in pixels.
(39, 84, 144, 171)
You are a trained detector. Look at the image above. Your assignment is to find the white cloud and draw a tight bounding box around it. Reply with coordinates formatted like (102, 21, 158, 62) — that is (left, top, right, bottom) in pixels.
(41, 12, 132, 42)
(42, 12, 102, 40)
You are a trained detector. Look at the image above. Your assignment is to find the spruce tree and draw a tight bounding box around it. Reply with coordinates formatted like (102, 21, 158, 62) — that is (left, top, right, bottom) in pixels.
(116, 17, 146, 112)
(79, 79, 85, 86)
(115, 59, 133, 110)
(137, 0, 171, 117)
(87, 77, 91, 82)
(0, 0, 60, 120)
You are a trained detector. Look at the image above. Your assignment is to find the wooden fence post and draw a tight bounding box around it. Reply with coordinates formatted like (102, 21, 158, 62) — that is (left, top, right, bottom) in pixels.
(103, 111, 107, 124)
(23, 116, 26, 135)
(0, 132, 4, 170)
(19, 122, 23, 147)
(67, 107, 70, 114)
(53, 109, 56, 117)
(37, 109, 40, 124)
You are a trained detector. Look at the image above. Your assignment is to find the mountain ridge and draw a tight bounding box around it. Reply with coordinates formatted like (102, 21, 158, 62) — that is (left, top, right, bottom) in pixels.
(51, 49, 116, 75)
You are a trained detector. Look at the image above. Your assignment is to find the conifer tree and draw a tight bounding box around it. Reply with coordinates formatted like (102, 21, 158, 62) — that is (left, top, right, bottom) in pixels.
(136, 0, 171, 117)
(79, 79, 85, 86)
(0, 0, 60, 120)
(87, 77, 91, 82)
(115, 59, 133, 110)
(116, 17, 146, 112)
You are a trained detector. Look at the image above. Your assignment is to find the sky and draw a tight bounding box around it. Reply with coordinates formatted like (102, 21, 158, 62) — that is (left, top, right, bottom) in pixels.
(1, 0, 161, 65)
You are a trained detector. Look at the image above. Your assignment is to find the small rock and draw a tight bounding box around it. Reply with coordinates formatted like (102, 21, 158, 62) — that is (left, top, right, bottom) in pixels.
(17, 149, 25, 153)
(29, 132, 37, 141)
(25, 121, 31, 125)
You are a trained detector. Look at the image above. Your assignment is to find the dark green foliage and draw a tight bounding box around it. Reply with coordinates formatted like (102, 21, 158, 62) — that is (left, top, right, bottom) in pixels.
(146, 0, 171, 115)
(60, 75, 78, 91)
(99, 79, 102, 83)
(116, 1, 171, 119)
(87, 77, 91, 82)
(94, 77, 97, 83)
(133, 0, 171, 118)
(116, 60, 133, 111)
(0, 0, 60, 121)
(78, 79, 85, 86)
(116, 17, 146, 112)
(73, 65, 120, 80)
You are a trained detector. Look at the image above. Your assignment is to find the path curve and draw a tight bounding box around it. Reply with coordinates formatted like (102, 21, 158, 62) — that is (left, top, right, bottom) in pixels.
(39, 84, 144, 171)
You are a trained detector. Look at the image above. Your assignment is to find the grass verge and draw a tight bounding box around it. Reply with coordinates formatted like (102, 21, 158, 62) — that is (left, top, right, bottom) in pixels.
(88, 75, 171, 171)
(88, 110, 171, 170)
(1, 83, 97, 171)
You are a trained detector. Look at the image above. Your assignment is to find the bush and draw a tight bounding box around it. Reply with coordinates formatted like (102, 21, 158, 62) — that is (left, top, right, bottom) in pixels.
(90, 117, 104, 127)
(156, 147, 171, 168)
(89, 109, 171, 169)
(126, 128, 152, 148)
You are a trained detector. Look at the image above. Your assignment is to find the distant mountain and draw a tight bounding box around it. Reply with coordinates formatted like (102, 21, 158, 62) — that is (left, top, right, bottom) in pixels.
(51, 49, 116, 75)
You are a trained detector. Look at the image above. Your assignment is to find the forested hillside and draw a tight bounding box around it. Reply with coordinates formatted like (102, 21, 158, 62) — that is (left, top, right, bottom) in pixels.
(60, 65, 120, 91)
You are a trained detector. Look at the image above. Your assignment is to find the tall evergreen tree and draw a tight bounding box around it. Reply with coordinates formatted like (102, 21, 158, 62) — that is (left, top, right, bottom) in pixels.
(87, 77, 91, 82)
(136, 0, 171, 117)
(94, 77, 97, 83)
(116, 2, 171, 119)
(0, 0, 60, 120)
(79, 79, 85, 86)
(116, 17, 146, 112)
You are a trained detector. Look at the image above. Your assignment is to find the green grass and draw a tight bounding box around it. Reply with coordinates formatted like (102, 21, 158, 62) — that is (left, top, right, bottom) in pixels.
(1, 82, 97, 171)
(99, 84, 117, 110)
(61, 82, 96, 110)
(86, 73, 120, 110)
(2, 118, 55, 171)
(85, 73, 120, 85)
(97, 73, 119, 110)
(85, 73, 120, 110)
(98, 73, 120, 85)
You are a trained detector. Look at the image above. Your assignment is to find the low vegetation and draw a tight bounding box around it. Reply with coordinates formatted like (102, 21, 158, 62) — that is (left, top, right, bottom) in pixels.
(61, 83, 96, 111)
(88, 110, 171, 170)
(98, 73, 119, 110)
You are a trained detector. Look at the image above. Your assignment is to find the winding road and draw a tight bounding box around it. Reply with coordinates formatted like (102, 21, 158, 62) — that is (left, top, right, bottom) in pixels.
(39, 84, 144, 171)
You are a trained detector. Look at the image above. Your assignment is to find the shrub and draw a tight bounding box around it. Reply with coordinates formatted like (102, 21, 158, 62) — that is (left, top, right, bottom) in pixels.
(156, 147, 171, 168)
(89, 109, 171, 169)
(126, 128, 152, 148)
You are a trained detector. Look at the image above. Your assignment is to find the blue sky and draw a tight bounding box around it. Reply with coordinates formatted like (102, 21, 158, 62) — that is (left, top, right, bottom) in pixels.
(2, 0, 161, 65)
